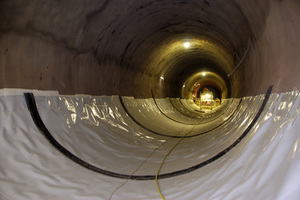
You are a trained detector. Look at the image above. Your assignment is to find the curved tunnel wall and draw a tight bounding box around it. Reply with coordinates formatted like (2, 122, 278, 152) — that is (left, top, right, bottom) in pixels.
(0, 1, 300, 200)
(1, 0, 299, 97)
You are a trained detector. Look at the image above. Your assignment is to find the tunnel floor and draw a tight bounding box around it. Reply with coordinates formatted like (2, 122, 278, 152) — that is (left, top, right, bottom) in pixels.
(1, 89, 300, 200)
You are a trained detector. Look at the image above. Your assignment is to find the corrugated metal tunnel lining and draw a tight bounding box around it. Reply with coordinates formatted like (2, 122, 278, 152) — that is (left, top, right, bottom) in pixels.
(1, 0, 300, 200)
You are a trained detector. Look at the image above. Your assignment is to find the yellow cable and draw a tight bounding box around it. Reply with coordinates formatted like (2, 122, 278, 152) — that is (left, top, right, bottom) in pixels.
(155, 123, 199, 200)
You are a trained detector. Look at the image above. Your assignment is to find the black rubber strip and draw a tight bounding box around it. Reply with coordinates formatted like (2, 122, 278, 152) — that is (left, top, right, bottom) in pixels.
(169, 97, 202, 119)
(24, 85, 272, 181)
(24, 93, 132, 179)
(178, 98, 201, 115)
(119, 95, 242, 138)
(151, 89, 237, 126)
(150, 89, 201, 125)
(156, 85, 273, 179)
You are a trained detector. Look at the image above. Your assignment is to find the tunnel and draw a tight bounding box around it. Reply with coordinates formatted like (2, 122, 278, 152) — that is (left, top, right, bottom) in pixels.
(0, 0, 300, 199)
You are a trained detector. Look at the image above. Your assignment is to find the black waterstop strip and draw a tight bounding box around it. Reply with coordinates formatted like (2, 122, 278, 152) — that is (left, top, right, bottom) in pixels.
(118, 95, 242, 138)
(24, 85, 272, 180)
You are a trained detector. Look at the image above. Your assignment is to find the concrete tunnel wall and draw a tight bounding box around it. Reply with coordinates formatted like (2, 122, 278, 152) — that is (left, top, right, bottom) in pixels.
(0, 1, 300, 200)
(1, 0, 299, 97)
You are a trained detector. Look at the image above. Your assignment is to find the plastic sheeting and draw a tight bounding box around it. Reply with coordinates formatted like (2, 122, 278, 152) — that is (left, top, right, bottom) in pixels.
(143, 98, 232, 124)
(121, 97, 240, 137)
(1, 89, 300, 200)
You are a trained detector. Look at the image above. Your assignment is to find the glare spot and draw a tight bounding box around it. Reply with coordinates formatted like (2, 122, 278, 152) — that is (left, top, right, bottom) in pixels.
(184, 42, 190, 48)
(160, 76, 164, 80)
(205, 94, 211, 98)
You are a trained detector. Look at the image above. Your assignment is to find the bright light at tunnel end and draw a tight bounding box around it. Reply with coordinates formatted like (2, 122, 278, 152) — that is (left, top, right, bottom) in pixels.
(183, 42, 190, 48)
(205, 94, 211, 98)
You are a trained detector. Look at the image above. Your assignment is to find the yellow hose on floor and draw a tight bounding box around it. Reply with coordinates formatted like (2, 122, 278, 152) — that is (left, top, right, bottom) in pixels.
(155, 123, 200, 200)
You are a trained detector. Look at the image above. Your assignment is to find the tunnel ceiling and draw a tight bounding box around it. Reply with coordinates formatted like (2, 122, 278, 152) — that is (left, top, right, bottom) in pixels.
(3, 0, 299, 98)
(85, 0, 252, 98)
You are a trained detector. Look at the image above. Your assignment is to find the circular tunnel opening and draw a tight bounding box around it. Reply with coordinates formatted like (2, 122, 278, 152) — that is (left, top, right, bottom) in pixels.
(3, 0, 299, 199)
(111, 1, 253, 99)
(198, 85, 221, 101)
(125, 35, 236, 102)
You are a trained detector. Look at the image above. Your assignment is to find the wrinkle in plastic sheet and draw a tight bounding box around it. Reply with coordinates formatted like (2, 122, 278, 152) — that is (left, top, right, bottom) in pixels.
(35, 97, 159, 173)
(122, 97, 241, 137)
(0, 90, 300, 199)
(155, 98, 232, 124)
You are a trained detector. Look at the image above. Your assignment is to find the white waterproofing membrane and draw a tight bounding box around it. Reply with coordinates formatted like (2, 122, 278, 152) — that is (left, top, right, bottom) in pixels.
(1, 89, 300, 200)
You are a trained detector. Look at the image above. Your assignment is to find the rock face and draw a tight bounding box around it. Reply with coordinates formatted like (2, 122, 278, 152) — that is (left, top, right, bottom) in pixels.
(0, 0, 299, 97)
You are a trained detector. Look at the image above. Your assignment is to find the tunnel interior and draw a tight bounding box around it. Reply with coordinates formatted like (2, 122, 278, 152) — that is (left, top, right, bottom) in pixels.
(1, 0, 298, 98)
(0, 0, 272, 97)
(1, 0, 300, 200)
